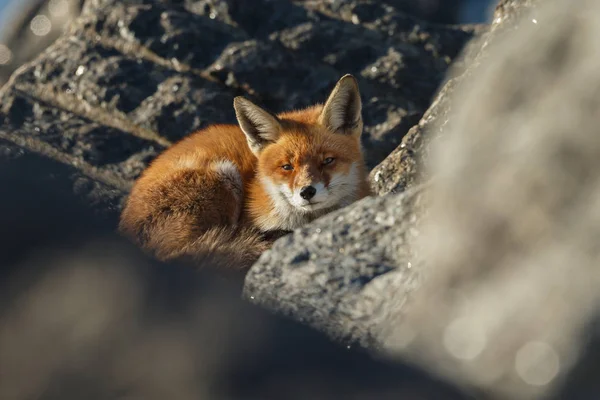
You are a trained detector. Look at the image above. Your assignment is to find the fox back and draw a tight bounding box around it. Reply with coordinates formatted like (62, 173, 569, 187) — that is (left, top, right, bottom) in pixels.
(119, 74, 371, 271)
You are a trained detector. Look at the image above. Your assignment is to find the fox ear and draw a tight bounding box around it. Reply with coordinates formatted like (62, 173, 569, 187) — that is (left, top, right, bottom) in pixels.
(319, 74, 362, 137)
(234, 97, 282, 155)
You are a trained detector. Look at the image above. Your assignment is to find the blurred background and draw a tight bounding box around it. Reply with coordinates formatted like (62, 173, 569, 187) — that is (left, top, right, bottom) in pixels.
(0, 0, 495, 87)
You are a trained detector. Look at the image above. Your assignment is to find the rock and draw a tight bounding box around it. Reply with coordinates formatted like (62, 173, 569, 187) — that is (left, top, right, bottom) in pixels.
(0, 0, 477, 202)
(368, 0, 537, 195)
(244, 183, 427, 348)
(188, 0, 320, 38)
(301, 0, 470, 26)
(245, 0, 600, 399)
(206, 39, 341, 110)
(493, 0, 541, 25)
(386, 0, 600, 398)
(0, 0, 475, 88)
(0, 2, 485, 395)
(0, 152, 470, 400)
(268, 16, 478, 168)
(383, 0, 466, 24)
(0, 134, 126, 222)
(9, 0, 600, 398)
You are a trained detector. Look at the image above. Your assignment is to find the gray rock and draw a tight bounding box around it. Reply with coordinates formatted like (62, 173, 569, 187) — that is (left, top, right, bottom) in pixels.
(386, 0, 600, 398)
(245, 0, 600, 399)
(269, 16, 477, 168)
(0, 0, 477, 211)
(9, 0, 596, 398)
(244, 183, 427, 348)
(187, 0, 320, 38)
(369, 0, 536, 195)
(301, 0, 467, 26)
(206, 39, 341, 111)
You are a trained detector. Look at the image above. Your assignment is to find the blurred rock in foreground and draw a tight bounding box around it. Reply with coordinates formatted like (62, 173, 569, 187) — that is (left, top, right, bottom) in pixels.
(393, 0, 600, 398)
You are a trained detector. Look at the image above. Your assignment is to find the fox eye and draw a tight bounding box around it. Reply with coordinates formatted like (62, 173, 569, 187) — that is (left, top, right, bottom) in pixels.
(281, 164, 294, 171)
(323, 157, 335, 165)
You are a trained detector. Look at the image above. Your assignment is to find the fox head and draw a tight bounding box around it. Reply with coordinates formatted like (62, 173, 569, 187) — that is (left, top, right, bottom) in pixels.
(234, 74, 366, 223)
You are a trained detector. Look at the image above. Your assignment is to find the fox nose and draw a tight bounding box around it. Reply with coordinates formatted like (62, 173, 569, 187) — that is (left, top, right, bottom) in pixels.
(299, 185, 316, 200)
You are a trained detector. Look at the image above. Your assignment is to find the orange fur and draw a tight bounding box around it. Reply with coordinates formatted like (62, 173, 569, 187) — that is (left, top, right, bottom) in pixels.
(119, 75, 371, 271)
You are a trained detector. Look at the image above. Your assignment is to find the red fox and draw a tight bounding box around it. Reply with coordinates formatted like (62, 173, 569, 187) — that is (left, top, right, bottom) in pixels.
(119, 74, 371, 271)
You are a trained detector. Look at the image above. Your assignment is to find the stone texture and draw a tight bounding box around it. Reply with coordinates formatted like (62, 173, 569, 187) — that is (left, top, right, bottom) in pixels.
(0, 0, 477, 214)
(244, 0, 600, 399)
(302, 0, 471, 25)
(0, 158, 471, 400)
(8, 0, 600, 399)
(0, 2, 483, 394)
(269, 17, 479, 168)
(369, 0, 535, 195)
(244, 183, 427, 348)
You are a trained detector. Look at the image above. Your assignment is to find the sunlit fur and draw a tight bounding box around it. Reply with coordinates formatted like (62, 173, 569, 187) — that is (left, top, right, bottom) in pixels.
(119, 75, 371, 271)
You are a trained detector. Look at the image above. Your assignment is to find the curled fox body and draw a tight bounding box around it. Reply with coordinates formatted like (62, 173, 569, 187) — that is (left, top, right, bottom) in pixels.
(119, 74, 371, 270)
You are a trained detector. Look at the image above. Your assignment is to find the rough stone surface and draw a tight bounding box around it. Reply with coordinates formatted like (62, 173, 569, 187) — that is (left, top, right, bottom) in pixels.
(369, 0, 536, 195)
(7, 0, 599, 399)
(0, 0, 477, 218)
(0, 1, 481, 396)
(244, 183, 427, 349)
(302, 0, 474, 25)
(244, 0, 600, 399)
